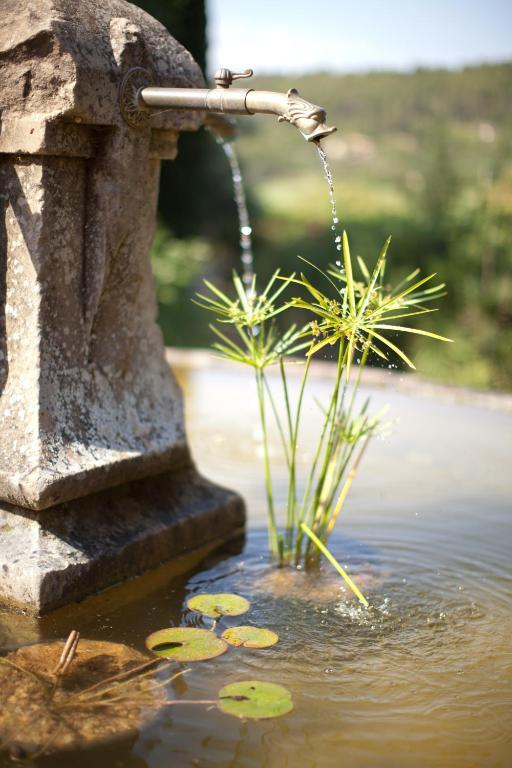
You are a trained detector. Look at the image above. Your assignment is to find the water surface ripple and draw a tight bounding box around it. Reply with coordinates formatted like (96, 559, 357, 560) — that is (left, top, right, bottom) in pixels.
(1, 365, 511, 768)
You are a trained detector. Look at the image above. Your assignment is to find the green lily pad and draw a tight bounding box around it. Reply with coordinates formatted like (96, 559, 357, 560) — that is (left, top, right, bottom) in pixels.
(187, 593, 250, 619)
(221, 626, 279, 649)
(218, 680, 293, 720)
(145, 628, 227, 662)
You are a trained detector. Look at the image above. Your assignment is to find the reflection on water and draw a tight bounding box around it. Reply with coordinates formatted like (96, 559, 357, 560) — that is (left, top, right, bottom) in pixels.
(1, 362, 511, 768)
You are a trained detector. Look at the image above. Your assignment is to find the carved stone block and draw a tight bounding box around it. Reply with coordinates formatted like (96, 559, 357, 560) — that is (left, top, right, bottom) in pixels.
(0, 0, 245, 612)
(0, 0, 207, 508)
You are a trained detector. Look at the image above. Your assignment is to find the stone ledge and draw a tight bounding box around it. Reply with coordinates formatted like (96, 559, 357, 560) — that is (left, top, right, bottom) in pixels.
(0, 442, 192, 512)
(166, 348, 512, 414)
(0, 466, 245, 615)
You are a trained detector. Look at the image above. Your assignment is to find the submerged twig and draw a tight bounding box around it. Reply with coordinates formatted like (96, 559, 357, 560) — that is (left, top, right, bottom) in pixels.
(76, 656, 163, 698)
(0, 656, 50, 689)
(62, 663, 191, 711)
(53, 630, 80, 678)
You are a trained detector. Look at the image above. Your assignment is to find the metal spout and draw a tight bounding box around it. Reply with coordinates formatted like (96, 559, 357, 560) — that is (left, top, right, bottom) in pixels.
(245, 87, 337, 142)
(120, 68, 336, 142)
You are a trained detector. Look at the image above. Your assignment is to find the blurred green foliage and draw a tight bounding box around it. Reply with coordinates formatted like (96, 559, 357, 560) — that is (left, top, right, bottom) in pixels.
(247, 66, 512, 390)
(134, 0, 248, 343)
(156, 64, 511, 390)
(132, 0, 512, 390)
(134, 0, 241, 237)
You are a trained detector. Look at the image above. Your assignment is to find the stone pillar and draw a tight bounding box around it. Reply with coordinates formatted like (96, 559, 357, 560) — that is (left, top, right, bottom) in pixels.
(0, 0, 244, 614)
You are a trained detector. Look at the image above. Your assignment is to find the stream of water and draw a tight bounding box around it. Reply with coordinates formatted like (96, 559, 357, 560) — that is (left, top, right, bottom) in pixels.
(316, 140, 343, 260)
(220, 139, 255, 290)
(221, 137, 341, 283)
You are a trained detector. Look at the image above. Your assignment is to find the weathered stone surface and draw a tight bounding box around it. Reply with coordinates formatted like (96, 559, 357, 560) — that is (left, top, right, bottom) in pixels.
(0, 466, 245, 615)
(0, 0, 207, 509)
(0, 0, 245, 614)
(0, 0, 205, 133)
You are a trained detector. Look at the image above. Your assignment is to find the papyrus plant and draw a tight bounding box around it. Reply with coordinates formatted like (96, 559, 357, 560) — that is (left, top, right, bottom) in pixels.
(195, 232, 451, 569)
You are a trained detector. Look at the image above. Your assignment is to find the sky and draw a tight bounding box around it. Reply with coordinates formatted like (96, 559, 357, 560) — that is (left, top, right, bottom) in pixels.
(207, 0, 512, 75)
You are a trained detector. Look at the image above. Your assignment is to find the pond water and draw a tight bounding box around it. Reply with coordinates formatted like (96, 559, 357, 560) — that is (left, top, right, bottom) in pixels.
(1, 359, 511, 767)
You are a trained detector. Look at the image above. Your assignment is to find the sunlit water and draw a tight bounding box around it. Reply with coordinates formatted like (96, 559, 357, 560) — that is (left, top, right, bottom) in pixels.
(2, 361, 511, 767)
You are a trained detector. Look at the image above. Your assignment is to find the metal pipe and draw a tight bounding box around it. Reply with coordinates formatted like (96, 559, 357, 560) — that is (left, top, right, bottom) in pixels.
(139, 87, 249, 114)
(138, 86, 336, 142)
(120, 68, 336, 142)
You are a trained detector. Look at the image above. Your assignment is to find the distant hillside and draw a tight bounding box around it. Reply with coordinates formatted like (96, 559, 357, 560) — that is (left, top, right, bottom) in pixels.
(155, 63, 512, 391)
(248, 63, 512, 131)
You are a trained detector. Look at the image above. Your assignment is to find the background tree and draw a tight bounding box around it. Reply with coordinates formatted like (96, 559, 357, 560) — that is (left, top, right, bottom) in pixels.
(134, 0, 247, 344)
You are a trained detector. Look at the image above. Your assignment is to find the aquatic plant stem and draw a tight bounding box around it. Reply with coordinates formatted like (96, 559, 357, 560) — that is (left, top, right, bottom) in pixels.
(346, 344, 370, 426)
(255, 368, 279, 558)
(325, 436, 370, 537)
(300, 524, 369, 607)
(320, 344, 372, 522)
(279, 358, 295, 556)
(303, 341, 347, 561)
(294, 344, 345, 564)
(284, 355, 311, 558)
(263, 373, 291, 468)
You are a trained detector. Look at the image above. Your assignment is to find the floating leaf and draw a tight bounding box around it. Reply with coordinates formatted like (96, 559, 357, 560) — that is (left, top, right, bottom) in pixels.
(221, 626, 279, 649)
(145, 628, 227, 661)
(218, 680, 293, 720)
(187, 593, 250, 619)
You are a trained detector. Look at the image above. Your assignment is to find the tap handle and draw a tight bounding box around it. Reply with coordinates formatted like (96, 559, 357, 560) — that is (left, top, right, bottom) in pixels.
(214, 68, 253, 89)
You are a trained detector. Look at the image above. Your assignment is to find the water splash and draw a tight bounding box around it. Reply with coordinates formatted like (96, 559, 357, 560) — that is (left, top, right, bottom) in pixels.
(219, 139, 254, 291)
(316, 140, 343, 260)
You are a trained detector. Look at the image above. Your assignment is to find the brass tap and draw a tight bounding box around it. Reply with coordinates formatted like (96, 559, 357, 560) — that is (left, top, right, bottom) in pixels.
(214, 68, 254, 88)
(120, 67, 336, 142)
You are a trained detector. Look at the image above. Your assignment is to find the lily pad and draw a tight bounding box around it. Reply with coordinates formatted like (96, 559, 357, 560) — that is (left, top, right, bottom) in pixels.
(221, 626, 279, 649)
(145, 628, 227, 661)
(218, 680, 293, 720)
(187, 593, 250, 619)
